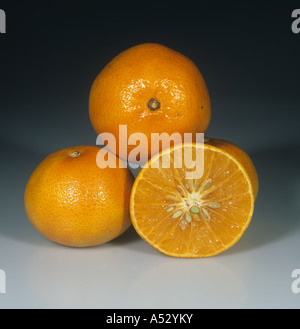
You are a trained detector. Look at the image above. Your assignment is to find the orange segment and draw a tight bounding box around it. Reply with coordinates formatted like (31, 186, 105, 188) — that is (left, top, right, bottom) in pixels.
(204, 137, 259, 200)
(130, 141, 257, 257)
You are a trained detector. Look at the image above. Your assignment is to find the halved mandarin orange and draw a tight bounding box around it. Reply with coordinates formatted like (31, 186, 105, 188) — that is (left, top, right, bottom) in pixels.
(130, 138, 258, 258)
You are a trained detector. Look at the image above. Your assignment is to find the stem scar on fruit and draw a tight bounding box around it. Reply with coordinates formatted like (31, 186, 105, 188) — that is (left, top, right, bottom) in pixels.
(148, 98, 160, 111)
(69, 151, 81, 158)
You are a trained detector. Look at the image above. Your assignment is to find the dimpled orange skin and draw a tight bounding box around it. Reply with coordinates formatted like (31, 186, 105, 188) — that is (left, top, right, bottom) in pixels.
(24, 146, 134, 247)
(89, 43, 211, 162)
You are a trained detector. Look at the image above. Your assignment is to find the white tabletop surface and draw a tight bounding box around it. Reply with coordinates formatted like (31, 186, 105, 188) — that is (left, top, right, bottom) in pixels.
(1, 101, 300, 309)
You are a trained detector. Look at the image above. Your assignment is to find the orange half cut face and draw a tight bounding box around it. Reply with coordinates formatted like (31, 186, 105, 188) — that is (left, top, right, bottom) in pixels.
(130, 142, 256, 258)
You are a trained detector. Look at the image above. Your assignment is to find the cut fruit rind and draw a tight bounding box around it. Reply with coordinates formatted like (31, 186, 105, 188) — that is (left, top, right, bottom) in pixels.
(130, 142, 256, 258)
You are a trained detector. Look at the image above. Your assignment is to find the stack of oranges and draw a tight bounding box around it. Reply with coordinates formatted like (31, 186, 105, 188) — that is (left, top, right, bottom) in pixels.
(25, 43, 258, 257)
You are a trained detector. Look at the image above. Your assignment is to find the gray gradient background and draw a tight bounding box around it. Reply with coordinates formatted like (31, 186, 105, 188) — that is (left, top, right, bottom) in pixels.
(0, 2, 300, 309)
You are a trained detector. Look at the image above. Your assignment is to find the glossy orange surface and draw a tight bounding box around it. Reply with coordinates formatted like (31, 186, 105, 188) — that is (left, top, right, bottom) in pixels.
(24, 146, 134, 247)
(89, 43, 211, 163)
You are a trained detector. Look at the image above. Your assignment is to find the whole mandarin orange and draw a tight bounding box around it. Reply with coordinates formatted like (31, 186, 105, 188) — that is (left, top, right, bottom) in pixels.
(24, 146, 134, 247)
(89, 43, 211, 163)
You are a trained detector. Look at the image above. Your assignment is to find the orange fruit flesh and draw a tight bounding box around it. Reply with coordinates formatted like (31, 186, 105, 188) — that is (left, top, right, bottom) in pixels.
(204, 137, 258, 200)
(130, 142, 256, 258)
